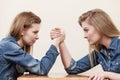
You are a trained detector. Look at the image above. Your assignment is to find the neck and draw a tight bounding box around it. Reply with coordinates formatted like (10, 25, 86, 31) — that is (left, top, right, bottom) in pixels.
(99, 36, 112, 49)
(17, 39, 24, 48)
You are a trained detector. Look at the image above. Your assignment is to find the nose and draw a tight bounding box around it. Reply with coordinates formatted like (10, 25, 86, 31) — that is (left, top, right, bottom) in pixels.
(36, 35, 39, 40)
(84, 33, 87, 39)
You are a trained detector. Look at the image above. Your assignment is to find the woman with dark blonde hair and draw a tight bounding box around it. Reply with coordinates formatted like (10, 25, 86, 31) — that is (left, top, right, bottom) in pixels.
(0, 11, 63, 80)
(51, 9, 120, 80)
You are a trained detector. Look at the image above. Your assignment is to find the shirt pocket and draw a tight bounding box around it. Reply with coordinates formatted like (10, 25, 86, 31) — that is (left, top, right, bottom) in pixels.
(111, 60, 120, 73)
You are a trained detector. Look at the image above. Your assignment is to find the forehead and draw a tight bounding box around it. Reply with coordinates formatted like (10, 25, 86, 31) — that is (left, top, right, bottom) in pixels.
(82, 21, 94, 29)
(29, 23, 40, 30)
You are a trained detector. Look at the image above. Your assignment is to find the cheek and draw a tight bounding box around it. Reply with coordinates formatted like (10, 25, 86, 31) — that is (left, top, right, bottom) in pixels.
(23, 33, 33, 41)
(88, 31, 95, 38)
(23, 35, 34, 46)
(27, 31, 34, 37)
(91, 32, 101, 42)
(88, 31, 100, 41)
(89, 29, 99, 38)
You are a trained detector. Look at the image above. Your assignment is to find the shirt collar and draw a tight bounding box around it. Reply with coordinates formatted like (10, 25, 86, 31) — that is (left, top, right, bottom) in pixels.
(100, 37, 119, 56)
(109, 37, 119, 50)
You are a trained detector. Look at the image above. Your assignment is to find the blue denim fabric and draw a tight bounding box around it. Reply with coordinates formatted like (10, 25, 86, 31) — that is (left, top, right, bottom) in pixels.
(0, 36, 59, 80)
(66, 37, 120, 74)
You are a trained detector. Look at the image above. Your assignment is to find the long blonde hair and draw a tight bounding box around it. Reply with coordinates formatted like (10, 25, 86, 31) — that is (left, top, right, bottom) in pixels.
(78, 9, 120, 67)
(8, 11, 41, 53)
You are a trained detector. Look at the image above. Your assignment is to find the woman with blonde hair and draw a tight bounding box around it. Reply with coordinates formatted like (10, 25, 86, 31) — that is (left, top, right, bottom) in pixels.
(0, 11, 63, 80)
(51, 9, 120, 80)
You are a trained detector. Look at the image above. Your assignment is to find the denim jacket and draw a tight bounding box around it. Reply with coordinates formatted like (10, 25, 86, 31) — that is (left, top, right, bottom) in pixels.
(66, 37, 120, 74)
(0, 36, 59, 80)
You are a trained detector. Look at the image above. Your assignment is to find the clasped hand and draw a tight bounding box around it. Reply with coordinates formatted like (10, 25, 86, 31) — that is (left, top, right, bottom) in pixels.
(50, 27, 65, 46)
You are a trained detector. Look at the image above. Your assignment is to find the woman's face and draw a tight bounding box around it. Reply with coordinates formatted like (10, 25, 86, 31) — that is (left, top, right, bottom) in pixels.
(21, 23, 40, 46)
(82, 21, 102, 45)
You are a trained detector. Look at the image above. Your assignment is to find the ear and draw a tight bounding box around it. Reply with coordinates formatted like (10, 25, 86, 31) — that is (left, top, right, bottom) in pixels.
(21, 30, 25, 36)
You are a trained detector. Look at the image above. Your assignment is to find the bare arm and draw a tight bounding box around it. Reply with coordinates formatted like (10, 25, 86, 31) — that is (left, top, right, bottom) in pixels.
(59, 42, 72, 68)
(50, 27, 72, 69)
(106, 72, 120, 80)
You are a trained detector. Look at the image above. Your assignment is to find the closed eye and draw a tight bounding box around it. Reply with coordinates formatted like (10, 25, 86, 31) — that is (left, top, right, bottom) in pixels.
(33, 31, 39, 34)
(84, 28, 88, 32)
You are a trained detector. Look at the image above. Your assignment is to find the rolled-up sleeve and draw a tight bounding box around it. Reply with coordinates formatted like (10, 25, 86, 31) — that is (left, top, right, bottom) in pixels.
(3, 42, 59, 75)
(65, 55, 95, 74)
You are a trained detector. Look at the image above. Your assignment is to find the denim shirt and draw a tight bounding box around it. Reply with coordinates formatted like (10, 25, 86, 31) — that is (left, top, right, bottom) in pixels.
(66, 37, 120, 74)
(0, 36, 59, 80)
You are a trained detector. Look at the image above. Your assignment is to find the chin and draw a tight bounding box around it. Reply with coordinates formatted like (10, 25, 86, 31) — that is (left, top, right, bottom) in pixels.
(89, 42, 95, 45)
(27, 43, 34, 46)
(30, 44, 34, 46)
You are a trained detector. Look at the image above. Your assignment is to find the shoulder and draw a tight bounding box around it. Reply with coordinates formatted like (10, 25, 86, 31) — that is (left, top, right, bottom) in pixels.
(114, 37, 120, 49)
(0, 39, 21, 53)
(5, 41, 20, 50)
(115, 37, 120, 43)
(117, 37, 120, 39)
(111, 37, 120, 43)
(1, 36, 20, 50)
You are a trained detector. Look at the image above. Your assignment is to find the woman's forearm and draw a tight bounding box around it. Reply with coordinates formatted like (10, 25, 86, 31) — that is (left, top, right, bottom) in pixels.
(106, 72, 120, 80)
(59, 42, 72, 68)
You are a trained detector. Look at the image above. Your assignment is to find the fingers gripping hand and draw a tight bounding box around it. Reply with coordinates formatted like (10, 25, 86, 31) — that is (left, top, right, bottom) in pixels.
(50, 28, 61, 40)
(50, 27, 65, 41)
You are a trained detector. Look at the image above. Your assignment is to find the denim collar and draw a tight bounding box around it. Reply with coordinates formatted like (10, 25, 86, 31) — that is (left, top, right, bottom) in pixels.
(100, 37, 119, 57)
(109, 37, 118, 50)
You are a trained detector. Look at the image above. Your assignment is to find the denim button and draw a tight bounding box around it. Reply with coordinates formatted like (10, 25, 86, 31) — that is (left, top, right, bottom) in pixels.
(8, 77, 14, 80)
(108, 68, 110, 71)
(116, 62, 119, 65)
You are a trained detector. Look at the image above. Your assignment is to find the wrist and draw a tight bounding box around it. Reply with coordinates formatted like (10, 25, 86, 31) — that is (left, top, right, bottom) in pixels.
(52, 39, 60, 48)
(60, 41, 64, 45)
(104, 71, 110, 78)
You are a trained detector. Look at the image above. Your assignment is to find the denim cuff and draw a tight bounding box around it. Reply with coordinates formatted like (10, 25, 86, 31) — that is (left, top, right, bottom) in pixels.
(65, 58, 77, 71)
(49, 44, 59, 56)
